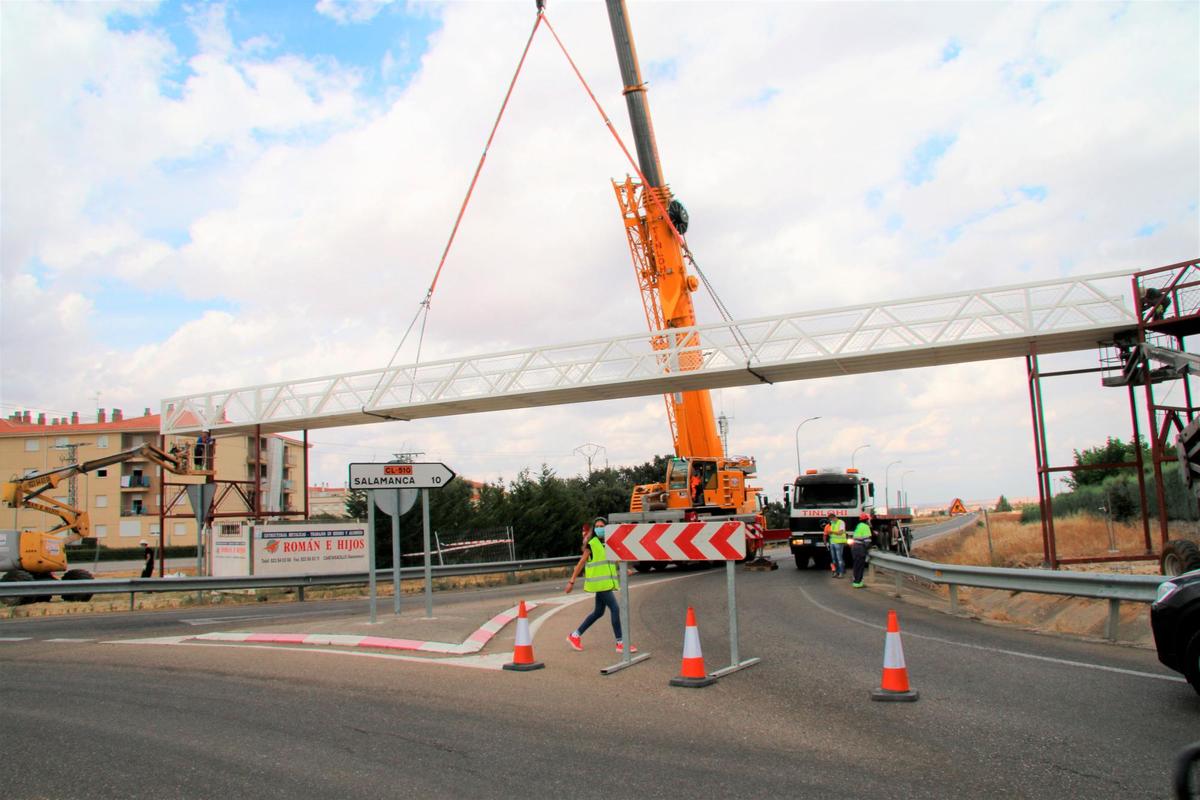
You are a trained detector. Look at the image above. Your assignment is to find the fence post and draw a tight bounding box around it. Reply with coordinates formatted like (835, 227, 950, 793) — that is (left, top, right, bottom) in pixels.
(894, 571, 903, 598)
(1106, 598, 1121, 641)
(129, 592, 135, 611)
(948, 583, 959, 614)
(298, 586, 305, 603)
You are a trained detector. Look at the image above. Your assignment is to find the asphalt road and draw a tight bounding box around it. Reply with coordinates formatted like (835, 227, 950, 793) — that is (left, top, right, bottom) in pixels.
(3, 559, 1195, 799)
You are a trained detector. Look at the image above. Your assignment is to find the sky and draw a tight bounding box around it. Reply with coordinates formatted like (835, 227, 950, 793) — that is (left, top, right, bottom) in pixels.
(2, 0, 1198, 508)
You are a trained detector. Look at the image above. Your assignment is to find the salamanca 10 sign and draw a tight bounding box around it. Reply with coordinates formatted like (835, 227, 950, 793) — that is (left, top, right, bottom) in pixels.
(348, 462, 457, 490)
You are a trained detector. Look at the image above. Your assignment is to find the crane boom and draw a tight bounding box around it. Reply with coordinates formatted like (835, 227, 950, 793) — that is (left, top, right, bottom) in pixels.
(601, 1, 760, 528)
(603, 0, 722, 460)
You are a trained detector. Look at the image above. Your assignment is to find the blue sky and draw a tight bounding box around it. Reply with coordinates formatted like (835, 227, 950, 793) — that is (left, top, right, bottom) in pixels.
(108, 0, 442, 97)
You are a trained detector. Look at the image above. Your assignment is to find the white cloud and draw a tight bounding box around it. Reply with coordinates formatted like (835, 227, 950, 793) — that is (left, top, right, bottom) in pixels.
(1, 1, 1196, 506)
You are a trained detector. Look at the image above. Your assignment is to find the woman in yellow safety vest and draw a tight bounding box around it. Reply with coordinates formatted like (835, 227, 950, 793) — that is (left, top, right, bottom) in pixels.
(565, 518, 636, 654)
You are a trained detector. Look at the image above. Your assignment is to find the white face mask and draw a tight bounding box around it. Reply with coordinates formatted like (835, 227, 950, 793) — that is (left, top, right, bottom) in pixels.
(593, 525, 606, 540)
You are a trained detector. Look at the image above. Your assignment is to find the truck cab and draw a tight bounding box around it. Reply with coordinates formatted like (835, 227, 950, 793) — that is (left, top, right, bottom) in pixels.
(785, 468, 873, 570)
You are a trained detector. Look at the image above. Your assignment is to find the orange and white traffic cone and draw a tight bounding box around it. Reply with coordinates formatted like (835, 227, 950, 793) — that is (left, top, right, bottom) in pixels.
(669, 606, 716, 688)
(502, 600, 544, 672)
(870, 609, 918, 701)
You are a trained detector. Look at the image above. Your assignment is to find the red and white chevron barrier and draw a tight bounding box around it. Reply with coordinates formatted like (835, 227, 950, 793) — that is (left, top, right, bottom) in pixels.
(603, 521, 746, 562)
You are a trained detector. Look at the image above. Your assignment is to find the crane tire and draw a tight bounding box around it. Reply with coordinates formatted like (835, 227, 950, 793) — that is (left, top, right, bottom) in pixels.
(1, 569, 35, 606)
(1161, 540, 1200, 576)
(61, 568, 95, 602)
(1185, 631, 1200, 697)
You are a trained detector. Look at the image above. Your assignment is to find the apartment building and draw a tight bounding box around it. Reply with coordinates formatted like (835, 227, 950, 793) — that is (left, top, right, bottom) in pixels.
(0, 408, 308, 549)
(308, 484, 351, 518)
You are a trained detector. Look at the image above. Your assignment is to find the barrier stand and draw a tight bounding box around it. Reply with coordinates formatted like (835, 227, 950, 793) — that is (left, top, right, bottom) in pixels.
(708, 560, 761, 679)
(600, 566, 651, 675)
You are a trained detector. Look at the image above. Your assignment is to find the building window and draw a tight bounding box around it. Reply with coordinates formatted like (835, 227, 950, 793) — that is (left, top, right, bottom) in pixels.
(149, 524, 160, 535)
(173, 523, 186, 536)
(96, 469, 107, 478)
(95, 495, 108, 508)
(24, 439, 39, 452)
(120, 521, 141, 537)
(97, 435, 109, 449)
(94, 525, 107, 538)
(55, 436, 68, 447)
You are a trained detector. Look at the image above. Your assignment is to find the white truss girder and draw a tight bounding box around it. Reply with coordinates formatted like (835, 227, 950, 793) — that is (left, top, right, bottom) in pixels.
(161, 270, 1138, 436)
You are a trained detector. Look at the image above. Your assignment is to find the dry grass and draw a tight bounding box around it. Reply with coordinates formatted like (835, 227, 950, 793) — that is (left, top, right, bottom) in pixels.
(917, 513, 1173, 568)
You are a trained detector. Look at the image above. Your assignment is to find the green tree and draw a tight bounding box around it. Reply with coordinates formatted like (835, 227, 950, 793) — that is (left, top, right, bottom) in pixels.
(1067, 437, 1151, 489)
(994, 495, 1012, 512)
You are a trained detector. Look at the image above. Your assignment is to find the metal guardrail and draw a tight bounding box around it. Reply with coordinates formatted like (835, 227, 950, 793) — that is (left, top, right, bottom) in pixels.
(0, 556, 577, 603)
(868, 550, 1164, 641)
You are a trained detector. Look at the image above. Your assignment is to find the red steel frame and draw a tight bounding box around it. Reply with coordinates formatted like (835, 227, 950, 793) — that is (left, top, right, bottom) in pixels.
(155, 425, 312, 576)
(1027, 258, 1200, 568)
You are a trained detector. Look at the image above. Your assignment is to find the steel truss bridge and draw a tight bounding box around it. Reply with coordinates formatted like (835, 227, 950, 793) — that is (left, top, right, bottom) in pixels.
(161, 270, 1139, 436)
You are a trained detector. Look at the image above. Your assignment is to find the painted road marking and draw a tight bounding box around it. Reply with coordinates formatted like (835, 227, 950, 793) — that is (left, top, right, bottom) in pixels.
(44, 638, 95, 643)
(181, 609, 350, 626)
(796, 583, 1187, 683)
(107, 570, 710, 669)
(0, 637, 33, 642)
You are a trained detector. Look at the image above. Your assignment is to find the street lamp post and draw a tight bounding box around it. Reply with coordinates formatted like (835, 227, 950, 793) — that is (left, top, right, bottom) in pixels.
(900, 469, 915, 508)
(884, 460, 902, 513)
(794, 416, 821, 475)
(850, 444, 870, 468)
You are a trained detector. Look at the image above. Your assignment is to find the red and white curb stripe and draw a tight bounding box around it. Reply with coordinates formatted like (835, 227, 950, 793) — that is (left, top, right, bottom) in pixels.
(183, 602, 539, 654)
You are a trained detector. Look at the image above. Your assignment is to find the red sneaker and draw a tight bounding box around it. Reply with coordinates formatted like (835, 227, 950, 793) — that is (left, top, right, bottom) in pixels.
(615, 641, 638, 654)
(567, 634, 583, 651)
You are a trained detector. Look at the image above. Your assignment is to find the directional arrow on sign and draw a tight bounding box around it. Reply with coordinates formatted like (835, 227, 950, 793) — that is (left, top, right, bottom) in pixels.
(348, 461, 457, 490)
(604, 521, 746, 562)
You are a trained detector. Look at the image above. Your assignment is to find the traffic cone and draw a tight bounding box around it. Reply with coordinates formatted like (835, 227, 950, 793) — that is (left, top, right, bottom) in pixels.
(669, 606, 716, 688)
(502, 600, 544, 672)
(870, 609, 918, 701)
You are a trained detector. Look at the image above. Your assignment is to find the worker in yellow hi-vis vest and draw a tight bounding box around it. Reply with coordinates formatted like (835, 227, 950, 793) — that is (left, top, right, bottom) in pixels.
(565, 518, 637, 655)
(824, 511, 848, 578)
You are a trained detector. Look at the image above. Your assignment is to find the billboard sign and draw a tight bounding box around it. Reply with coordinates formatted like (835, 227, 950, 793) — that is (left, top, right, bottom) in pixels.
(253, 523, 368, 576)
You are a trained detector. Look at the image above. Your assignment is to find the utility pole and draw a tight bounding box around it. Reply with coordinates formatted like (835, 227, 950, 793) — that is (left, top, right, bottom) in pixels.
(573, 443, 606, 475)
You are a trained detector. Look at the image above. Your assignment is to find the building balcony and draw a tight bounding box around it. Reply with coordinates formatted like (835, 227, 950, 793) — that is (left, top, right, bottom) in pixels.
(120, 475, 152, 489)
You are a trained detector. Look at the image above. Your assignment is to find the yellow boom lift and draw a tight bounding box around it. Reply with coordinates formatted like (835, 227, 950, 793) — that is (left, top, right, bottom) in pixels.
(1, 442, 209, 604)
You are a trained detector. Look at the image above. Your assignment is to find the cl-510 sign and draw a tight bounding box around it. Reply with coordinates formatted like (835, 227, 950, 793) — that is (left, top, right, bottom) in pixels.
(347, 462, 457, 490)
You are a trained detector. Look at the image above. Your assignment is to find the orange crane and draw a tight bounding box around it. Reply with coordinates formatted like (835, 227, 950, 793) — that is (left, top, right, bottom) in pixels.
(601, 1, 764, 551)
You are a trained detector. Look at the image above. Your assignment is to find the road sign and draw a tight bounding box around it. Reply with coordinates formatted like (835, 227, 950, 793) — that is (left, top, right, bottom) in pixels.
(348, 462, 456, 490)
(604, 521, 746, 562)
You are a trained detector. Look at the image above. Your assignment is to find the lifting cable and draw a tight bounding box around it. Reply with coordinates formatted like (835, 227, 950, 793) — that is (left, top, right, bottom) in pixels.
(371, 11, 545, 406)
(372, 5, 753, 412)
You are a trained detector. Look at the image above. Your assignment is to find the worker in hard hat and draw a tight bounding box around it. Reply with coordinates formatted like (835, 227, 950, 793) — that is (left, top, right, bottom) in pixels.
(849, 512, 873, 588)
(824, 511, 848, 578)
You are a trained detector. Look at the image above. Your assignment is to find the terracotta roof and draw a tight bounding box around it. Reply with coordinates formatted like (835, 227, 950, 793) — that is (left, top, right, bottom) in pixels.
(0, 414, 162, 437)
(0, 411, 310, 447)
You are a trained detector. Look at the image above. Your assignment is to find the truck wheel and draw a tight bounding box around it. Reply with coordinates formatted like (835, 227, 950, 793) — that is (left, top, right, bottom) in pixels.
(633, 562, 651, 573)
(1, 569, 35, 606)
(61, 569, 94, 602)
(814, 551, 832, 571)
(1185, 631, 1200, 696)
(1161, 540, 1200, 576)
(794, 553, 810, 570)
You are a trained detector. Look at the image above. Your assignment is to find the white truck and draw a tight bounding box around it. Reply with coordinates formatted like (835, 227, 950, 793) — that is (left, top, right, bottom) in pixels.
(782, 468, 913, 570)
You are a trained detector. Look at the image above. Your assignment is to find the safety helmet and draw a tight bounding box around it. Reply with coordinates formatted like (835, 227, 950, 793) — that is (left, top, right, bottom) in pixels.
(859, 512, 870, 520)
